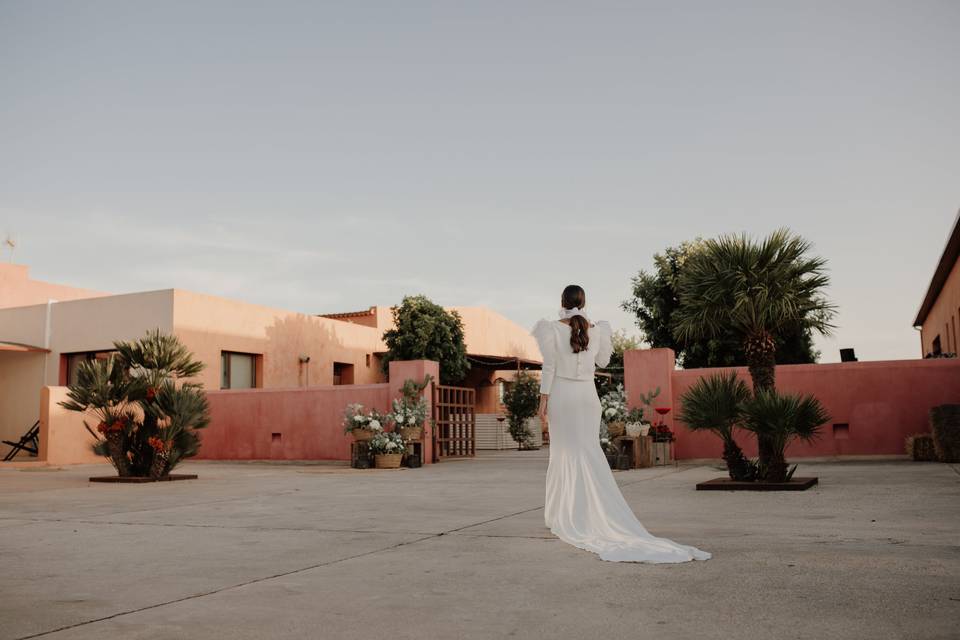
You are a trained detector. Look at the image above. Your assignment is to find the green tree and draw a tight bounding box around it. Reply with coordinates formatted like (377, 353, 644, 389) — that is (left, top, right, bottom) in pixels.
(502, 372, 540, 450)
(622, 239, 821, 368)
(381, 295, 470, 385)
(740, 389, 830, 482)
(672, 229, 835, 474)
(608, 329, 642, 371)
(678, 372, 756, 481)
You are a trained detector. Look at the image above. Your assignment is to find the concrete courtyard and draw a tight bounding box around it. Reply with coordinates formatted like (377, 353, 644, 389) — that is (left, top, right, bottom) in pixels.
(1, 451, 958, 640)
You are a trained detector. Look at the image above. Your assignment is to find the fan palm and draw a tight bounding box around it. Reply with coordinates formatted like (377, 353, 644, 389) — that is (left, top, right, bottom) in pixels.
(740, 389, 830, 482)
(672, 229, 835, 470)
(678, 372, 755, 480)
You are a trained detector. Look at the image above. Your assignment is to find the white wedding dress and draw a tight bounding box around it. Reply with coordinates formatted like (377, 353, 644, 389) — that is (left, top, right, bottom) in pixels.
(531, 318, 711, 564)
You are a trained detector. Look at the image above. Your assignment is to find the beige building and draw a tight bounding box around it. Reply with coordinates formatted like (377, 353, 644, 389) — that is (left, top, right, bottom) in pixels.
(0, 263, 542, 456)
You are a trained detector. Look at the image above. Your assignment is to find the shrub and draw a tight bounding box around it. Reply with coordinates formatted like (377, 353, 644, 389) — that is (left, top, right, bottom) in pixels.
(905, 434, 937, 462)
(503, 372, 540, 449)
(381, 295, 469, 384)
(930, 404, 960, 462)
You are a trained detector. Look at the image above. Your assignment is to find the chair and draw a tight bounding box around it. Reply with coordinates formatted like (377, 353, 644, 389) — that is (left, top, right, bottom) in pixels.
(3, 421, 40, 461)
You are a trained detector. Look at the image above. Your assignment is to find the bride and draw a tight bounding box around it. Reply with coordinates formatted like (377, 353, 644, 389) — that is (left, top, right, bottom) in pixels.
(531, 284, 711, 563)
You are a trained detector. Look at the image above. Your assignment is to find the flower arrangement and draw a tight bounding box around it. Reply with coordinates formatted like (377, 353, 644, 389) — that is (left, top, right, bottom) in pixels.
(343, 404, 386, 439)
(368, 431, 407, 469)
(600, 384, 628, 424)
(386, 375, 432, 440)
(368, 431, 407, 455)
(651, 423, 675, 443)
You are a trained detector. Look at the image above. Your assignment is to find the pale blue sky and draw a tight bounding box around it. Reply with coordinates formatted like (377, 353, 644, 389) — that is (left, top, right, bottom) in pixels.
(2, 1, 958, 362)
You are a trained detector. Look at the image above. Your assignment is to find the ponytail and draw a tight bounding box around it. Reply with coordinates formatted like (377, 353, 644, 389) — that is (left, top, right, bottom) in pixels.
(561, 284, 589, 353)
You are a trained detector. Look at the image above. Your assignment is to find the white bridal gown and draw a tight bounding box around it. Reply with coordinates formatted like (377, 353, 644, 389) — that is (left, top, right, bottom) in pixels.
(532, 318, 711, 564)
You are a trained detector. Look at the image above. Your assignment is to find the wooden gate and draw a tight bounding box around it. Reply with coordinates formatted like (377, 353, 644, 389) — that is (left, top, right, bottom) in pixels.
(431, 383, 475, 460)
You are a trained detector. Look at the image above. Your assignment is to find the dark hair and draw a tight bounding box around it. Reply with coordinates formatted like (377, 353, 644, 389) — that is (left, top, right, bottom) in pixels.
(561, 284, 589, 353)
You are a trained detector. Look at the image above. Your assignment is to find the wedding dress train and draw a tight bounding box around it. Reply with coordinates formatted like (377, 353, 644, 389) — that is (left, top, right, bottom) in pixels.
(532, 318, 711, 564)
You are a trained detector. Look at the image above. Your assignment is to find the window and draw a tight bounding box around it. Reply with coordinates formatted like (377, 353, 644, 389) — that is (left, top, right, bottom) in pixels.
(221, 351, 258, 389)
(931, 335, 942, 356)
(333, 362, 354, 385)
(497, 381, 507, 404)
(64, 351, 116, 386)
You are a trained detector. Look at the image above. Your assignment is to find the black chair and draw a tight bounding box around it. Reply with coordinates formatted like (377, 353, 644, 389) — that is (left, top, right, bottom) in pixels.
(3, 421, 40, 461)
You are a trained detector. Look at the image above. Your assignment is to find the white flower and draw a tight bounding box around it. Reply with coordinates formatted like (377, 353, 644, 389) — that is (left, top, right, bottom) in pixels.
(369, 420, 382, 431)
(353, 415, 364, 423)
(407, 416, 417, 425)
(386, 441, 397, 450)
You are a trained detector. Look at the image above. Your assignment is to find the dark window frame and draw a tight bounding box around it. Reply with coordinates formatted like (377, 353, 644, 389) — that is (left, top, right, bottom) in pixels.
(221, 351, 260, 390)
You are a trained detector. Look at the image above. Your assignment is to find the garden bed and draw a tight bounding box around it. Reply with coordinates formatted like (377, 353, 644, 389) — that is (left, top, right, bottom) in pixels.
(696, 477, 818, 491)
(89, 474, 199, 483)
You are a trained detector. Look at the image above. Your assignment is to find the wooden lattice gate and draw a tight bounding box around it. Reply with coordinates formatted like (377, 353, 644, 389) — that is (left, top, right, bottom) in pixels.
(431, 383, 475, 460)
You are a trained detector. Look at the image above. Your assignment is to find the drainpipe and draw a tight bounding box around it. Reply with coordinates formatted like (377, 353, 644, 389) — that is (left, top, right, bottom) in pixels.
(42, 299, 57, 386)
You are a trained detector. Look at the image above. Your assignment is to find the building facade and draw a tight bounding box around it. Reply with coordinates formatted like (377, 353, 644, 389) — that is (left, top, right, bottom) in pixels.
(0, 263, 541, 453)
(914, 211, 960, 357)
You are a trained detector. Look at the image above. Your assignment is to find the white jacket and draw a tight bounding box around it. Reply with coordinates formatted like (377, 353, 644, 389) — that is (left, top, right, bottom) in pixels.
(530, 319, 613, 394)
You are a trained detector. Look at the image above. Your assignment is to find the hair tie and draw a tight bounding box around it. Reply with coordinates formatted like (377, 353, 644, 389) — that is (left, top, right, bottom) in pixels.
(558, 307, 590, 322)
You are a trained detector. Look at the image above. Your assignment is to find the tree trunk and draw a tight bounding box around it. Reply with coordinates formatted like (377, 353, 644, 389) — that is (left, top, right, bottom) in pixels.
(722, 438, 756, 481)
(745, 330, 777, 478)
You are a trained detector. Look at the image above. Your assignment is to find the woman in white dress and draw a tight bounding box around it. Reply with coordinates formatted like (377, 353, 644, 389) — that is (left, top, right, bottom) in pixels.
(532, 284, 711, 564)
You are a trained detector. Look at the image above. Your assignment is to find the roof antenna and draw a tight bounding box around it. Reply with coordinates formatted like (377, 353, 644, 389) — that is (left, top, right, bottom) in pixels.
(3, 232, 15, 262)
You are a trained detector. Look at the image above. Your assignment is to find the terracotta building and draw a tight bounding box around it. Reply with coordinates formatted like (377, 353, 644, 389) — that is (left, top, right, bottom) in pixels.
(0, 263, 542, 455)
(914, 211, 960, 357)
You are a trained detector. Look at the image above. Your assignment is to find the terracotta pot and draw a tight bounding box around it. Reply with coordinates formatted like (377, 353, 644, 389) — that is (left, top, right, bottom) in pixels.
(374, 453, 403, 469)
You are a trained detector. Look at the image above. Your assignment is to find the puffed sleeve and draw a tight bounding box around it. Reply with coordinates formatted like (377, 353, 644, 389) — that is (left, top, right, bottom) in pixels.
(593, 321, 613, 368)
(531, 319, 556, 395)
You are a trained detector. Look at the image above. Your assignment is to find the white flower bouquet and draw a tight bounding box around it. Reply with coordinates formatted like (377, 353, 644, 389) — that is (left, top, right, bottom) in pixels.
(368, 431, 407, 455)
(343, 404, 386, 436)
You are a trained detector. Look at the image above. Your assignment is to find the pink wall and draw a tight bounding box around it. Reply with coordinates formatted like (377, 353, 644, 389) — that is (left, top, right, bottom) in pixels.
(624, 349, 960, 460)
(38, 386, 105, 465)
(197, 360, 440, 463)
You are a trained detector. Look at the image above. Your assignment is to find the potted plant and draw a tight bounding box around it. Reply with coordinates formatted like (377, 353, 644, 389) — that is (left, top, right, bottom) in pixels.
(388, 375, 432, 441)
(368, 431, 406, 469)
(600, 384, 628, 437)
(343, 404, 385, 441)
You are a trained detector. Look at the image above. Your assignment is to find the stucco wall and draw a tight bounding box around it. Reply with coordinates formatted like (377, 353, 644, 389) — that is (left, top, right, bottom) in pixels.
(38, 386, 103, 465)
(0, 352, 45, 454)
(172, 289, 386, 390)
(197, 360, 439, 463)
(920, 256, 960, 355)
(451, 306, 540, 361)
(0, 263, 106, 309)
(624, 348, 960, 460)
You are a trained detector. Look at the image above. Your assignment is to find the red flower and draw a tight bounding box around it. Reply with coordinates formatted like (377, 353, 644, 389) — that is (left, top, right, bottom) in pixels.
(148, 436, 166, 452)
(96, 421, 108, 434)
(146, 387, 157, 401)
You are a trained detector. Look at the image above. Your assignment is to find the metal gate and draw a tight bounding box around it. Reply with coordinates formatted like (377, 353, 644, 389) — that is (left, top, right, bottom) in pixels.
(431, 383, 475, 460)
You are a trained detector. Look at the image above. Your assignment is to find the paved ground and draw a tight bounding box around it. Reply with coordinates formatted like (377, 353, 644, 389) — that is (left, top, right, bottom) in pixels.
(1, 451, 958, 640)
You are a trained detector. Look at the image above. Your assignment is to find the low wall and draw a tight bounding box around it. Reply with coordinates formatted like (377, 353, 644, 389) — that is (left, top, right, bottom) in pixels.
(624, 349, 960, 460)
(197, 360, 440, 463)
(198, 384, 391, 461)
(39, 386, 103, 465)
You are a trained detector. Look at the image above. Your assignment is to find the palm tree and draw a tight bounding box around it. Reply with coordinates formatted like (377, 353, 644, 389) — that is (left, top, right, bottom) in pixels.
(678, 372, 756, 481)
(672, 229, 835, 470)
(740, 389, 830, 482)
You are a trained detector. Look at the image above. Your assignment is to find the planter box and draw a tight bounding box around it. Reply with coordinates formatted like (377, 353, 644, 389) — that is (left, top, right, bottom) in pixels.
(89, 474, 198, 483)
(652, 441, 672, 466)
(696, 477, 819, 491)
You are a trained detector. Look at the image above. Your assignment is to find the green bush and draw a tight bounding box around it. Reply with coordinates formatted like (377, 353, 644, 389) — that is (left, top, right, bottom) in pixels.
(930, 404, 960, 463)
(503, 372, 540, 450)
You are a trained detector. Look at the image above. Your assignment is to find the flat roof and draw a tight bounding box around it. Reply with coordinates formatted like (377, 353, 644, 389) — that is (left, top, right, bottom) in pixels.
(914, 209, 960, 327)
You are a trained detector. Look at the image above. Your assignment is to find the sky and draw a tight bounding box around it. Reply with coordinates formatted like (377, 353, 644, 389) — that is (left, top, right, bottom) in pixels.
(2, 1, 958, 363)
